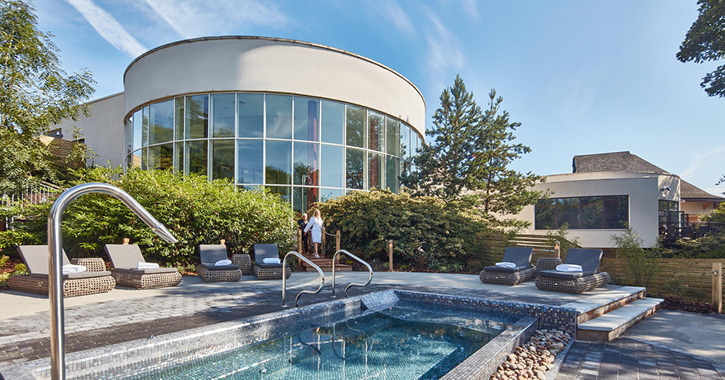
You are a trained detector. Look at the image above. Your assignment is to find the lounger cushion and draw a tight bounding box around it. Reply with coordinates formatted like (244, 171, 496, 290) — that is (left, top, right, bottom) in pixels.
(483, 265, 530, 273)
(536, 270, 596, 279)
(18, 245, 71, 275)
(31, 271, 113, 279)
(563, 248, 603, 272)
(104, 244, 148, 269)
(113, 267, 179, 274)
(501, 247, 534, 268)
(199, 263, 239, 270)
(199, 245, 230, 266)
(254, 262, 284, 269)
(252, 244, 280, 263)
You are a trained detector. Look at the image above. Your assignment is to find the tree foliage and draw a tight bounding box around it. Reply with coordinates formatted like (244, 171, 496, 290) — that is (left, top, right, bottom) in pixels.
(0, 167, 295, 263)
(400, 75, 544, 226)
(677, 0, 725, 97)
(315, 189, 488, 273)
(0, 0, 95, 194)
(610, 225, 660, 287)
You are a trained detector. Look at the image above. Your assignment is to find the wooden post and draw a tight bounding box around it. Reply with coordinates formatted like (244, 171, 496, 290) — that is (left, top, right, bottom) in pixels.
(335, 230, 341, 263)
(297, 229, 302, 253)
(220, 239, 225, 245)
(554, 241, 560, 259)
(388, 240, 394, 272)
(122, 238, 129, 245)
(321, 227, 326, 256)
(713, 263, 723, 313)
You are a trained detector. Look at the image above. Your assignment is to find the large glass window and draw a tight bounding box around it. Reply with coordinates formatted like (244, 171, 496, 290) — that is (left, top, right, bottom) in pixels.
(237, 140, 263, 184)
(321, 100, 344, 144)
(267, 186, 291, 203)
(132, 109, 143, 151)
(174, 97, 184, 140)
(238, 93, 263, 138)
(294, 97, 319, 141)
(174, 142, 183, 173)
(265, 140, 292, 184)
(320, 144, 344, 188)
(185, 141, 207, 175)
(211, 139, 234, 180)
(293, 187, 318, 214)
(293, 141, 319, 186)
(211, 94, 235, 138)
(385, 156, 399, 192)
(266, 94, 292, 139)
(185, 95, 208, 139)
(400, 123, 410, 161)
(368, 111, 384, 151)
(534, 196, 629, 230)
(346, 148, 364, 189)
(369, 152, 383, 189)
(142, 106, 149, 147)
(320, 188, 344, 202)
(346, 105, 366, 148)
(149, 100, 174, 145)
(148, 143, 172, 170)
(386, 117, 400, 156)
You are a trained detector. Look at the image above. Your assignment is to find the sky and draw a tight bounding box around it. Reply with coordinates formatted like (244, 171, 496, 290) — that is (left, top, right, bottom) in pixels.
(32, 0, 725, 195)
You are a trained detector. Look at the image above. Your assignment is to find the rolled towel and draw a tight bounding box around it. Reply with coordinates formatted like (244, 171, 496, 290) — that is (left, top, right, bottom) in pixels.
(262, 258, 281, 264)
(137, 262, 160, 269)
(62, 264, 87, 275)
(556, 264, 583, 272)
(214, 259, 232, 266)
(495, 262, 517, 269)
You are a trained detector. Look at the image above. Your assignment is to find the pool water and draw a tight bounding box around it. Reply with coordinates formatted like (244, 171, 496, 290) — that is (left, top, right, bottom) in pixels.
(142, 305, 513, 380)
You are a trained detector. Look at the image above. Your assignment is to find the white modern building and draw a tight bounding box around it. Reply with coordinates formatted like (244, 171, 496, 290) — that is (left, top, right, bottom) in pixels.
(55, 36, 426, 213)
(511, 152, 724, 249)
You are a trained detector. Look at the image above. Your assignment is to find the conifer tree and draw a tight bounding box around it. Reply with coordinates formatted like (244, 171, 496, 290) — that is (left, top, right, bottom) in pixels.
(677, 0, 725, 97)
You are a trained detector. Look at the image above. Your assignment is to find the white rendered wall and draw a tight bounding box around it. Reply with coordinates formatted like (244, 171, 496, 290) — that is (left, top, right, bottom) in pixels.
(512, 172, 680, 248)
(681, 201, 718, 221)
(54, 93, 126, 168)
(124, 37, 426, 139)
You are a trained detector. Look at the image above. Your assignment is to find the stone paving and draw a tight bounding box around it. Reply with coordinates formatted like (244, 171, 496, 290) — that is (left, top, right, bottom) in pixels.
(1, 274, 724, 379)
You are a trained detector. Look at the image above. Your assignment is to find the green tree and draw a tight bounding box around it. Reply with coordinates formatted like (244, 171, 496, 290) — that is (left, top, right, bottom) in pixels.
(610, 225, 660, 287)
(0, 0, 95, 194)
(400, 75, 544, 226)
(677, 0, 725, 97)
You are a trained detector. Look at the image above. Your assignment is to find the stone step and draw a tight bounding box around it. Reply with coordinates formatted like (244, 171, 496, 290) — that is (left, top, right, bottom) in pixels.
(577, 297, 664, 341)
(561, 286, 647, 324)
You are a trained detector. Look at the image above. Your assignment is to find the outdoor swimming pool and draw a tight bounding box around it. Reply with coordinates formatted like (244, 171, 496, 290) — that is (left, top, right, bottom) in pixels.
(2, 290, 577, 380)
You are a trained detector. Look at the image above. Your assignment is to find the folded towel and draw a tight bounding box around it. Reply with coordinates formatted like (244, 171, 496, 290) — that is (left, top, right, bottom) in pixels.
(556, 264, 583, 272)
(62, 264, 87, 275)
(214, 259, 232, 266)
(137, 262, 160, 269)
(495, 262, 517, 269)
(262, 258, 281, 264)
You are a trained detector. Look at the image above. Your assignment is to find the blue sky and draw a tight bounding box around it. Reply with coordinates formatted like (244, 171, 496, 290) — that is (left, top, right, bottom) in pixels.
(34, 0, 725, 195)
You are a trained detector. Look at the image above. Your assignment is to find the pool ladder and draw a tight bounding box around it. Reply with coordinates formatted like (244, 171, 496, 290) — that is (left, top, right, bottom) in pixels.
(331, 249, 373, 298)
(282, 251, 325, 307)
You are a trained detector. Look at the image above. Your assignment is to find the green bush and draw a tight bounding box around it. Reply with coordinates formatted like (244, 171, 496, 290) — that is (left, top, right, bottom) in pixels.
(661, 230, 725, 259)
(610, 224, 660, 287)
(0, 167, 295, 263)
(315, 189, 488, 272)
(543, 225, 581, 260)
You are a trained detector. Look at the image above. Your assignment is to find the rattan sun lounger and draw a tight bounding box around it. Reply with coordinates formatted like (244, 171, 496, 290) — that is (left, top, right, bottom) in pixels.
(252, 244, 291, 280)
(197, 244, 242, 282)
(535, 248, 611, 294)
(104, 244, 182, 289)
(479, 247, 537, 286)
(8, 245, 115, 297)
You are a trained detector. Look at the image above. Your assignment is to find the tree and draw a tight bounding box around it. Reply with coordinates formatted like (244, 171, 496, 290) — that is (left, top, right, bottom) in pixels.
(677, 0, 725, 97)
(0, 0, 95, 194)
(400, 75, 544, 226)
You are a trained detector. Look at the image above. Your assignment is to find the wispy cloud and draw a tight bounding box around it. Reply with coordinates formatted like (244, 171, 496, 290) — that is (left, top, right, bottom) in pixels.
(65, 0, 147, 58)
(461, 0, 480, 21)
(144, 0, 289, 39)
(680, 146, 725, 179)
(378, 1, 415, 37)
(423, 8, 466, 93)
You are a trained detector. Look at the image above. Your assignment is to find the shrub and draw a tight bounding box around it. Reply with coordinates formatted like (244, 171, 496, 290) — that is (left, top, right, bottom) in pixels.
(0, 167, 295, 263)
(610, 224, 660, 287)
(315, 189, 488, 272)
(543, 225, 581, 260)
(661, 230, 725, 259)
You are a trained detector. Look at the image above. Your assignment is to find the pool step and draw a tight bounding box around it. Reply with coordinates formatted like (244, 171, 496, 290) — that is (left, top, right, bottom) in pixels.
(577, 297, 663, 341)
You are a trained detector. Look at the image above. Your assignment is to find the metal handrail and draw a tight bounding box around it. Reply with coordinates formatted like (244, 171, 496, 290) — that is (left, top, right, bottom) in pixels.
(47, 183, 177, 380)
(282, 251, 325, 307)
(332, 249, 373, 298)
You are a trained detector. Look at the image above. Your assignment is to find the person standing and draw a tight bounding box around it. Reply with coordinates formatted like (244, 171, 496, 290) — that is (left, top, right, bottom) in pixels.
(304, 209, 324, 258)
(297, 213, 309, 254)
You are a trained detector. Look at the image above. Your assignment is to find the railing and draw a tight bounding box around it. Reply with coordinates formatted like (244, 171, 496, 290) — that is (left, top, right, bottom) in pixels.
(331, 249, 373, 298)
(1, 180, 63, 207)
(282, 251, 325, 307)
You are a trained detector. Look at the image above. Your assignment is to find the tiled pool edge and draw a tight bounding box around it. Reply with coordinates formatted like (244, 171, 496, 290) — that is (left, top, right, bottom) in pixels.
(442, 316, 538, 380)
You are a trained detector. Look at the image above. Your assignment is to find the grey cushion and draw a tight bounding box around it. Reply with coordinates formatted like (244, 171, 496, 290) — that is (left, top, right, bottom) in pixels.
(536, 270, 596, 279)
(199, 245, 230, 266)
(200, 263, 239, 270)
(105, 244, 148, 269)
(563, 248, 603, 272)
(501, 247, 534, 268)
(113, 267, 179, 274)
(253, 244, 280, 263)
(31, 270, 112, 279)
(483, 265, 530, 273)
(18, 245, 71, 275)
(254, 262, 284, 269)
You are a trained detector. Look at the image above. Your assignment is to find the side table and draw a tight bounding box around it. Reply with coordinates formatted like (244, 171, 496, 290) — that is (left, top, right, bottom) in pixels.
(70, 257, 106, 272)
(232, 254, 252, 275)
(536, 257, 563, 272)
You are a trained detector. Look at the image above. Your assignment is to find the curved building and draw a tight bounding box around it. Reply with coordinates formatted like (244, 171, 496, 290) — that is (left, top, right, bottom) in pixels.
(121, 36, 425, 212)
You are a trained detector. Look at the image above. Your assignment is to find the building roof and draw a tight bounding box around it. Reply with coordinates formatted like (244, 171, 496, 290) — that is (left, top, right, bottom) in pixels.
(572, 151, 670, 174)
(681, 179, 725, 202)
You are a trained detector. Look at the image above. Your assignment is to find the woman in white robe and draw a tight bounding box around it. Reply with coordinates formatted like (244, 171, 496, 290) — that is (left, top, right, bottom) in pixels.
(304, 209, 324, 258)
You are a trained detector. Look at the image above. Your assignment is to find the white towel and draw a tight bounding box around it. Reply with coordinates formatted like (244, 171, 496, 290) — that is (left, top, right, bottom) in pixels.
(214, 259, 232, 266)
(137, 262, 159, 269)
(495, 262, 517, 269)
(556, 264, 583, 272)
(262, 258, 281, 264)
(62, 264, 86, 275)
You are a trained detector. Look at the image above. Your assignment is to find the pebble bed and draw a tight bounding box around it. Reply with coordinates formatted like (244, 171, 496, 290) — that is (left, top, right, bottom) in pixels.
(490, 329, 571, 380)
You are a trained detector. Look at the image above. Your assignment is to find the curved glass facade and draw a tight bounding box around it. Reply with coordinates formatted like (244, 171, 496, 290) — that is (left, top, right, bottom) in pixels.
(126, 92, 422, 213)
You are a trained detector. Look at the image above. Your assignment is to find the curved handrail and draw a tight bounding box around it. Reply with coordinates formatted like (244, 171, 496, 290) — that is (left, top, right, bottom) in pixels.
(332, 249, 373, 298)
(282, 251, 325, 307)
